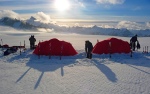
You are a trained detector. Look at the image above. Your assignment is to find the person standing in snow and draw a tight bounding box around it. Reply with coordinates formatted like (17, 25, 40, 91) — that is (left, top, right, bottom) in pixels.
(130, 34, 138, 51)
(29, 35, 36, 49)
(85, 40, 93, 59)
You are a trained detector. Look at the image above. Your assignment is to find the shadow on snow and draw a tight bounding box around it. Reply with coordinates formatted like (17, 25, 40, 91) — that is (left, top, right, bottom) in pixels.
(4, 49, 150, 89)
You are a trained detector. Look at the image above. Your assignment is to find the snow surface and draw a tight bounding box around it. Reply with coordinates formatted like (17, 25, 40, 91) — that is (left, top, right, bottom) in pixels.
(0, 33, 150, 94)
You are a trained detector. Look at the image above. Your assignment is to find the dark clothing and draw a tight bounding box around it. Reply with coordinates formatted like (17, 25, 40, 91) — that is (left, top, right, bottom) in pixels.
(85, 41, 93, 59)
(137, 41, 141, 49)
(4, 47, 18, 56)
(29, 35, 36, 49)
(130, 35, 137, 43)
(130, 35, 138, 51)
(4, 49, 10, 56)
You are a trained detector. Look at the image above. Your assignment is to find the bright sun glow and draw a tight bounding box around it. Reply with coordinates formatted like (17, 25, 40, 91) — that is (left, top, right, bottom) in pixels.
(54, 0, 70, 12)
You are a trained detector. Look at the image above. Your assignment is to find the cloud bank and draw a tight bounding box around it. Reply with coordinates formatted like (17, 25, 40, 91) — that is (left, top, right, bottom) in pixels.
(0, 10, 150, 31)
(116, 21, 149, 30)
(0, 10, 51, 23)
(117, 21, 141, 29)
(0, 10, 19, 19)
(1, 10, 150, 37)
(34, 12, 51, 23)
(146, 22, 150, 28)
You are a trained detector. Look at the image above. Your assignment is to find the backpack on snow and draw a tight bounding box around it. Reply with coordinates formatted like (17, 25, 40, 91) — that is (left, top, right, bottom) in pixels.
(137, 42, 141, 49)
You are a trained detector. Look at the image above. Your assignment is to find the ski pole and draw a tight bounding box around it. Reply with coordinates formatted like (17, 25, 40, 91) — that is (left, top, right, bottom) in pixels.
(1, 39, 3, 50)
(24, 40, 25, 53)
(145, 46, 147, 53)
(20, 42, 21, 55)
(1, 39, 3, 46)
(147, 46, 148, 53)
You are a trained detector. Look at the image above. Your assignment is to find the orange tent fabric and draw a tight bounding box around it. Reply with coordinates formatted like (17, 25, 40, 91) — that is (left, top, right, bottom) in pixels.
(33, 38, 77, 56)
(92, 38, 131, 54)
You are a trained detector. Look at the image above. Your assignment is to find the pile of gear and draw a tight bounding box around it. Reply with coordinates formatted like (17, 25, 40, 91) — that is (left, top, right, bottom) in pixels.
(3, 47, 18, 56)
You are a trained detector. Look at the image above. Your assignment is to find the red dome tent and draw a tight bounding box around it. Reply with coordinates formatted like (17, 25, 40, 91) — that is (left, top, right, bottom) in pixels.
(33, 38, 78, 56)
(92, 38, 131, 55)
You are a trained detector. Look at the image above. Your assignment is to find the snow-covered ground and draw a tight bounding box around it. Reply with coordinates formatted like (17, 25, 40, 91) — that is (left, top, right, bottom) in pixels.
(0, 33, 150, 94)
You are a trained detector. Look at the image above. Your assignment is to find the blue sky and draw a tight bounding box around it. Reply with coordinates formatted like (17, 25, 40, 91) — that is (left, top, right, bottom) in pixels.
(0, 0, 150, 21)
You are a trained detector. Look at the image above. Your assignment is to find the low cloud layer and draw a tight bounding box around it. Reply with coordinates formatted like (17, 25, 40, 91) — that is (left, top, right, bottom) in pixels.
(146, 22, 150, 28)
(34, 12, 51, 23)
(116, 21, 150, 30)
(0, 10, 51, 23)
(0, 10, 19, 19)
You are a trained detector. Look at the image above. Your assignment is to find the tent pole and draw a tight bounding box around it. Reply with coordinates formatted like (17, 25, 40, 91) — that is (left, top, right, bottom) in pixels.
(60, 45, 63, 60)
(109, 42, 111, 58)
(38, 41, 40, 59)
(49, 43, 51, 59)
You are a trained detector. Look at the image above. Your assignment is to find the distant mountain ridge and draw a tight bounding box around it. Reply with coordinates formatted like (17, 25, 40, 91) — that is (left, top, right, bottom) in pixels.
(0, 17, 38, 30)
(0, 17, 150, 37)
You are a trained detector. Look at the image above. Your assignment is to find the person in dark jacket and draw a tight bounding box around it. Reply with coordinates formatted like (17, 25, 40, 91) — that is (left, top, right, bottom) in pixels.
(29, 35, 36, 49)
(130, 34, 138, 51)
(85, 40, 93, 59)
